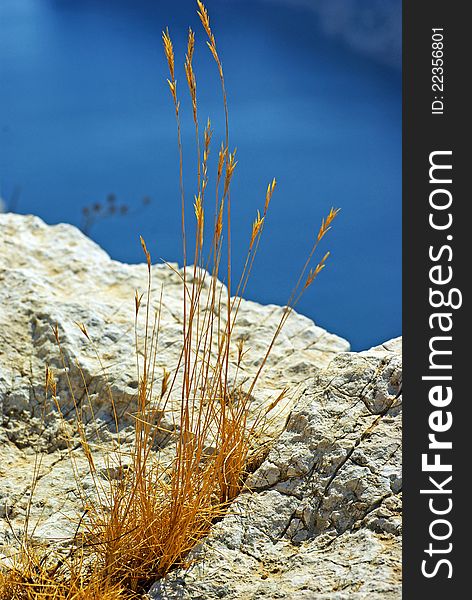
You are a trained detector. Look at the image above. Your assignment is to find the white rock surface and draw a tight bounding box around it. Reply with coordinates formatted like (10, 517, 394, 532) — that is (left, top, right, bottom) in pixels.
(0, 214, 401, 598)
(0, 214, 349, 551)
(149, 342, 402, 599)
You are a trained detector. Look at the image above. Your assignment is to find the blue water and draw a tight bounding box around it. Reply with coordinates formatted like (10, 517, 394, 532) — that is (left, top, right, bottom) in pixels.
(0, 0, 401, 350)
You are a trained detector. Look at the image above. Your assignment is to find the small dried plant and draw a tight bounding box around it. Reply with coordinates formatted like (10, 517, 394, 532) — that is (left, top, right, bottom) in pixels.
(0, 2, 339, 598)
(80, 193, 152, 235)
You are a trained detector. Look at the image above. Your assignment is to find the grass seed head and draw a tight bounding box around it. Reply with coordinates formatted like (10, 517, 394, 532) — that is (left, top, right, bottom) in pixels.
(162, 28, 175, 81)
(264, 178, 276, 213)
(217, 144, 227, 183)
(317, 207, 340, 242)
(184, 29, 197, 121)
(250, 211, 264, 249)
(304, 251, 331, 289)
(194, 194, 205, 249)
(140, 236, 151, 270)
(196, 1, 212, 40)
(76, 321, 90, 340)
(135, 290, 144, 317)
(223, 150, 237, 197)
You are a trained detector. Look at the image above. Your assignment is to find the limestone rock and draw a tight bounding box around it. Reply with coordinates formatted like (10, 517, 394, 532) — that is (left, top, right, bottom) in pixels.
(148, 341, 402, 599)
(1, 214, 401, 598)
(0, 213, 349, 555)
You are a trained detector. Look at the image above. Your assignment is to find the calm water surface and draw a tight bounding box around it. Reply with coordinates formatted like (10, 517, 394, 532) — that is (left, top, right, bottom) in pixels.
(0, 0, 401, 350)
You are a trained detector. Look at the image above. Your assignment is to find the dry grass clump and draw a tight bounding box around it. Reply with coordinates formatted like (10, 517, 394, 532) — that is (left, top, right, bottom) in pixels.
(0, 544, 125, 600)
(0, 2, 339, 598)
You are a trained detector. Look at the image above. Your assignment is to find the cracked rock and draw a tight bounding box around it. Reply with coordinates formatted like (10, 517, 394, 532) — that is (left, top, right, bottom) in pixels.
(149, 341, 402, 599)
(1, 215, 401, 598)
(0, 214, 349, 560)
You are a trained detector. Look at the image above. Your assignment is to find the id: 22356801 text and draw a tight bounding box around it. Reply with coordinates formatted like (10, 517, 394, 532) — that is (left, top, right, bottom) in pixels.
(432, 28, 445, 115)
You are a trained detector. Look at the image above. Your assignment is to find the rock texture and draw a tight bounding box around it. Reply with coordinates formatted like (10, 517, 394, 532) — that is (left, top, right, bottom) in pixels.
(0, 214, 401, 598)
(0, 214, 347, 543)
(149, 339, 402, 600)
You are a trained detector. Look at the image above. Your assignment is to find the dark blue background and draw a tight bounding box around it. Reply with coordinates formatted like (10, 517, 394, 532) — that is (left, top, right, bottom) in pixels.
(0, 0, 401, 350)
